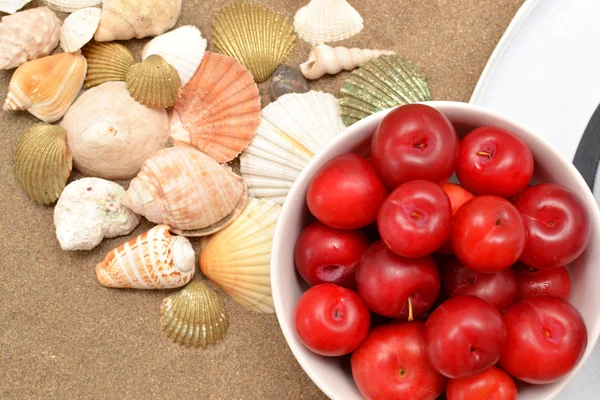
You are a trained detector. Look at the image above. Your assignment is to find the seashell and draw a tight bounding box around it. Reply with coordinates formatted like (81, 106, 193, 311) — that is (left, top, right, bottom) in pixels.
(96, 225, 195, 289)
(142, 25, 207, 87)
(170, 52, 261, 163)
(61, 81, 169, 180)
(43, 0, 102, 13)
(212, 2, 296, 83)
(160, 279, 229, 348)
(270, 64, 309, 101)
(294, 0, 363, 46)
(200, 198, 281, 313)
(0, 0, 32, 14)
(126, 54, 181, 109)
(14, 124, 72, 205)
(240, 91, 345, 204)
(122, 146, 248, 237)
(3, 52, 87, 123)
(0, 6, 61, 70)
(300, 45, 395, 80)
(60, 7, 101, 53)
(81, 41, 135, 89)
(339, 55, 432, 126)
(94, 0, 182, 42)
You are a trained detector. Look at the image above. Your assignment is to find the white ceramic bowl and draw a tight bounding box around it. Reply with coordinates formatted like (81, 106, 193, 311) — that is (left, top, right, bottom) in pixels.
(271, 101, 600, 400)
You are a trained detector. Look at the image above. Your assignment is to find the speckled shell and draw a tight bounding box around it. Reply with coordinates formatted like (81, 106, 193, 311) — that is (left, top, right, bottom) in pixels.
(60, 7, 101, 52)
(43, 0, 102, 13)
(122, 146, 248, 237)
(126, 54, 181, 108)
(160, 279, 229, 348)
(81, 41, 136, 89)
(54, 178, 140, 251)
(294, 0, 363, 45)
(270, 64, 309, 101)
(0, 0, 32, 14)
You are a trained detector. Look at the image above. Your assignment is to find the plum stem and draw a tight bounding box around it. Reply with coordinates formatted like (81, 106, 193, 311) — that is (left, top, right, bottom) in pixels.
(407, 297, 414, 322)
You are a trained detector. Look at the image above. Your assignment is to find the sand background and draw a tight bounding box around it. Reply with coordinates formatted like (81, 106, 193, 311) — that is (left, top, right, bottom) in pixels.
(0, 0, 523, 398)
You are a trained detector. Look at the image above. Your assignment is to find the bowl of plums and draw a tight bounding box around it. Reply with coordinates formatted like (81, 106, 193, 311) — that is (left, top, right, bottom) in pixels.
(271, 101, 600, 400)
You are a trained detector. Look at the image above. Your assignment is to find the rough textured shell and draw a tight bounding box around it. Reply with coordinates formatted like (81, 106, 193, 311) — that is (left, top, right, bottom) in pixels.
(81, 41, 135, 89)
(0, 7, 61, 70)
(3, 52, 87, 123)
(122, 146, 248, 236)
(61, 81, 169, 180)
(94, 0, 182, 41)
(60, 7, 101, 52)
(200, 198, 281, 313)
(54, 178, 141, 251)
(126, 54, 181, 108)
(240, 91, 345, 204)
(294, 0, 363, 45)
(212, 2, 296, 83)
(43, 0, 102, 13)
(160, 279, 229, 348)
(142, 25, 206, 87)
(0, 0, 32, 13)
(339, 55, 432, 126)
(96, 225, 195, 289)
(14, 124, 72, 205)
(170, 52, 261, 163)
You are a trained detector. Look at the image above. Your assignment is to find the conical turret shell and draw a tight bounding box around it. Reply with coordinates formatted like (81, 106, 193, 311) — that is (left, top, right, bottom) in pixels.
(96, 225, 195, 289)
(43, 0, 102, 13)
(126, 54, 181, 108)
(60, 7, 101, 53)
(81, 41, 136, 89)
(0, 0, 32, 14)
(294, 0, 363, 45)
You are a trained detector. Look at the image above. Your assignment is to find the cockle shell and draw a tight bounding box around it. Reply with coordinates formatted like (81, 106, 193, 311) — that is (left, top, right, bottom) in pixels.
(96, 225, 195, 289)
(54, 178, 140, 251)
(240, 91, 345, 204)
(200, 198, 281, 313)
(339, 54, 432, 126)
(0, 0, 32, 14)
(3, 52, 87, 123)
(170, 52, 261, 163)
(14, 124, 72, 205)
(160, 279, 229, 348)
(294, 0, 363, 46)
(0, 7, 61, 70)
(142, 25, 207, 87)
(43, 0, 102, 13)
(94, 0, 182, 42)
(122, 146, 248, 237)
(81, 41, 135, 89)
(300, 45, 395, 80)
(61, 81, 169, 180)
(60, 7, 101, 53)
(126, 54, 181, 108)
(212, 2, 296, 83)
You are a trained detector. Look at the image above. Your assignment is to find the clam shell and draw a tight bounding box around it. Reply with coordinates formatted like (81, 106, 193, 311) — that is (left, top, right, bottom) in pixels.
(81, 41, 135, 89)
(126, 54, 181, 108)
(43, 0, 102, 13)
(240, 91, 345, 204)
(122, 146, 248, 237)
(3, 52, 87, 123)
(212, 2, 296, 83)
(14, 124, 72, 205)
(142, 25, 207, 87)
(170, 52, 261, 163)
(339, 55, 432, 126)
(96, 224, 195, 290)
(0, 0, 32, 14)
(294, 0, 363, 46)
(200, 198, 281, 313)
(60, 7, 101, 53)
(160, 279, 229, 348)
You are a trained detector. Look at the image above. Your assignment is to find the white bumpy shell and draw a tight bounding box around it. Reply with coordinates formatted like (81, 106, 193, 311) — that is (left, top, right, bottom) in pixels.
(294, 0, 363, 45)
(60, 7, 102, 52)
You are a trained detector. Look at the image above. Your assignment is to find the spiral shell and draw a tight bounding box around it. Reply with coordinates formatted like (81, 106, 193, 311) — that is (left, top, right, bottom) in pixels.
(126, 54, 181, 108)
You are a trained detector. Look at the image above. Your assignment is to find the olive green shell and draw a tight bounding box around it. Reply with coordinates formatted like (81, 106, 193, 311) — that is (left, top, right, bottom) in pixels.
(126, 54, 181, 108)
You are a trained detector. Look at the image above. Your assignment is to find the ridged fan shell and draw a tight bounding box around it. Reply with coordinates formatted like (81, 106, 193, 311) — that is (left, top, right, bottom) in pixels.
(60, 7, 101, 52)
(294, 0, 363, 45)
(43, 0, 102, 13)
(81, 41, 135, 89)
(126, 54, 180, 108)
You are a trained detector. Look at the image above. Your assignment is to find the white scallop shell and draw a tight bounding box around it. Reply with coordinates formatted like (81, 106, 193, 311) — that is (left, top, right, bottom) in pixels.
(43, 0, 102, 13)
(60, 7, 101, 52)
(294, 0, 363, 46)
(240, 91, 346, 204)
(0, 0, 32, 14)
(142, 25, 207, 87)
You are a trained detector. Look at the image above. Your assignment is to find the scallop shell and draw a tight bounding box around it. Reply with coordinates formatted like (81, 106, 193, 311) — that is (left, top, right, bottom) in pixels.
(81, 41, 135, 89)
(240, 91, 345, 204)
(339, 55, 432, 126)
(122, 146, 248, 237)
(126, 54, 181, 108)
(3, 52, 87, 123)
(43, 0, 102, 13)
(60, 7, 101, 53)
(212, 2, 296, 83)
(160, 279, 229, 348)
(200, 198, 281, 313)
(96, 224, 195, 289)
(14, 124, 72, 205)
(170, 52, 261, 163)
(294, 0, 363, 46)
(0, 0, 32, 14)
(142, 25, 207, 87)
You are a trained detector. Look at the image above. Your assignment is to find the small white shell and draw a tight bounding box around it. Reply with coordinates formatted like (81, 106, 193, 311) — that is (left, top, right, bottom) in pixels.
(60, 7, 101, 52)
(0, 0, 32, 14)
(142, 25, 207, 87)
(43, 0, 102, 13)
(294, 0, 363, 46)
